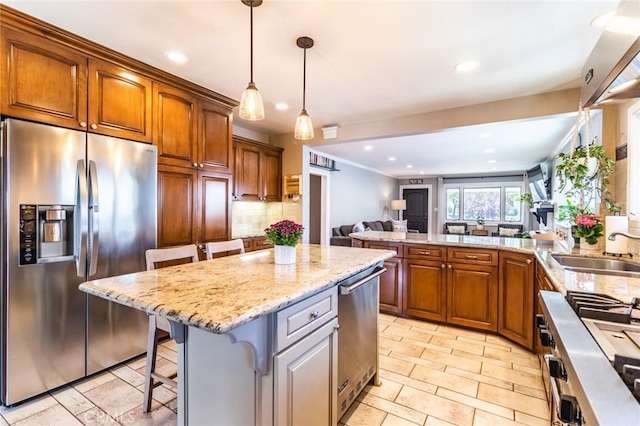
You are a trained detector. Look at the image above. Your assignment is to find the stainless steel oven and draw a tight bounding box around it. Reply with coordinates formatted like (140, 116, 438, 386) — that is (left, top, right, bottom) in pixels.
(538, 291, 640, 425)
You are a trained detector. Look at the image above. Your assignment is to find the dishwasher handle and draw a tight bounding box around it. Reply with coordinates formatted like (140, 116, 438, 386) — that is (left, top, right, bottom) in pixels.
(339, 266, 386, 295)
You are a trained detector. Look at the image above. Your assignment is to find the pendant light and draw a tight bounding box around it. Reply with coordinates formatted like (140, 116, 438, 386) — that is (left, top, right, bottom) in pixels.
(294, 36, 314, 140)
(239, 0, 264, 121)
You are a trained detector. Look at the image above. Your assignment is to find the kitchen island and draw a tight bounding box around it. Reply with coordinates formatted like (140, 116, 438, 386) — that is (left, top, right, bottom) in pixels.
(79, 244, 394, 426)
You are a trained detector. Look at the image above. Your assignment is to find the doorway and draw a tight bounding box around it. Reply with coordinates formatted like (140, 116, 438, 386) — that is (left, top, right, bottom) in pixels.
(309, 174, 322, 244)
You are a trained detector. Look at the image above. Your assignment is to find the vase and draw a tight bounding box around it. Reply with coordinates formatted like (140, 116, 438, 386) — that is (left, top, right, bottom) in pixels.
(274, 245, 296, 265)
(579, 239, 603, 255)
(476, 224, 484, 230)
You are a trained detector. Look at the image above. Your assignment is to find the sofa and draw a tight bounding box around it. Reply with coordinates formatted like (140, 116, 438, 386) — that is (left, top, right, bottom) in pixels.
(330, 220, 394, 246)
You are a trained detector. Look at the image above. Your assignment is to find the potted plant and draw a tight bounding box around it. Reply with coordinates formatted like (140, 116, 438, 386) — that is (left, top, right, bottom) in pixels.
(476, 216, 485, 230)
(264, 220, 304, 264)
(556, 144, 615, 207)
(518, 193, 534, 208)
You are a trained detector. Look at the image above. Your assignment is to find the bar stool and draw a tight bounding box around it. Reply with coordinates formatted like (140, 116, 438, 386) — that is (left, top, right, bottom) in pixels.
(204, 239, 245, 260)
(143, 244, 199, 413)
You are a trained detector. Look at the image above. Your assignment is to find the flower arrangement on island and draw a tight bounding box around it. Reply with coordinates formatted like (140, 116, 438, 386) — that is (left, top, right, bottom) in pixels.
(264, 220, 304, 247)
(574, 214, 604, 245)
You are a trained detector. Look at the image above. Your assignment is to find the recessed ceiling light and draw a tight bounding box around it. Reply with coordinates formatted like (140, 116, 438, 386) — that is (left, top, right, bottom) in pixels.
(484, 148, 495, 153)
(454, 60, 479, 73)
(275, 103, 289, 111)
(164, 51, 189, 64)
(388, 157, 396, 161)
(478, 133, 492, 138)
(419, 171, 425, 175)
(488, 159, 496, 164)
(591, 10, 615, 28)
(492, 167, 497, 171)
(364, 145, 373, 151)
(406, 165, 413, 169)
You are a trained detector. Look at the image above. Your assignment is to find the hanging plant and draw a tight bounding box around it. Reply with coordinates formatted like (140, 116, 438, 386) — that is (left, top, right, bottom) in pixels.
(555, 106, 615, 212)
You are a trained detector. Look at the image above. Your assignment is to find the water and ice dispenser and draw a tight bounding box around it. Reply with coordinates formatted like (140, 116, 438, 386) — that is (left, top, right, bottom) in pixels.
(19, 204, 74, 265)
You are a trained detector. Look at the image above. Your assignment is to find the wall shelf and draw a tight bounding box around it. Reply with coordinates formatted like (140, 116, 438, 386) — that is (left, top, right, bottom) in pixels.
(310, 163, 340, 172)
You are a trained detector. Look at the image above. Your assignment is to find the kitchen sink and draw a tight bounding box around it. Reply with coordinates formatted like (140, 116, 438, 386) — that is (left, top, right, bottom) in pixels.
(550, 254, 640, 278)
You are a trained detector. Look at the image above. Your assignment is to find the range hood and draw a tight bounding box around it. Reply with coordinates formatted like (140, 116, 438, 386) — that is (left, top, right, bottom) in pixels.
(582, 0, 640, 107)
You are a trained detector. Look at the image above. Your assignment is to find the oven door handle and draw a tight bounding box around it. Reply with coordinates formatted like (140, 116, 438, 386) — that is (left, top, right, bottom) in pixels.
(339, 266, 386, 295)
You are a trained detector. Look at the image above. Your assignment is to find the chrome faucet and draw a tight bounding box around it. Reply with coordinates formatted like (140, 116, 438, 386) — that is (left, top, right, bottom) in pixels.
(608, 231, 640, 241)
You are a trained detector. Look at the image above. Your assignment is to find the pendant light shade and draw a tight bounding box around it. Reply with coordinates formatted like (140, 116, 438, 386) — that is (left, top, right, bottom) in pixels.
(294, 36, 314, 140)
(239, 0, 264, 121)
(294, 109, 314, 140)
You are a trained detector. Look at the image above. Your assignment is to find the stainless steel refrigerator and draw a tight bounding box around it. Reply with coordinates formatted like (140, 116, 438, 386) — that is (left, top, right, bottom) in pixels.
(0, 118, 157, 405)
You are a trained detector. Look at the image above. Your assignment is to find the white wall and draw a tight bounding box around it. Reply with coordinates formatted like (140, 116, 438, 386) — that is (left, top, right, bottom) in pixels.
(327, 161, 398, 228)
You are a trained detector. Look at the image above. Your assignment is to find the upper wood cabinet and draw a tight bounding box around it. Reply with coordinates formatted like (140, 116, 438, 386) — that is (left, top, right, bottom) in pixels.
(498, 252, 535, 350)
(234, 137, 283, 202)
(88, 58, 152, 142)
(153, 83, 232, 172)
(0, 27, 88, 129)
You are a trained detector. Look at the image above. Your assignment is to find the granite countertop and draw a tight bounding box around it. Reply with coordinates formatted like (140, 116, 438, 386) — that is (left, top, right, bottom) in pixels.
(350, 231, 640, 303)
(79, 244, 394, 334)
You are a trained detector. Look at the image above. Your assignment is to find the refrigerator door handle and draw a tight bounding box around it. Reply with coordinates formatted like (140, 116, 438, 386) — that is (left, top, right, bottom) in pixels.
(75, 159, 88, 277)
(88, 160, 100, 276)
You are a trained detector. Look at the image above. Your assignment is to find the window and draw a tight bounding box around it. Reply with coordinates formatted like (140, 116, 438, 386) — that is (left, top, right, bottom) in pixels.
(445, 183, 523, 223)
(446, 188, 460, 220)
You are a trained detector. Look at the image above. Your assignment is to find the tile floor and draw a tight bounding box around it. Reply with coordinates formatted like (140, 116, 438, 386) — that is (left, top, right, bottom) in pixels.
(0, 314, 549, 426)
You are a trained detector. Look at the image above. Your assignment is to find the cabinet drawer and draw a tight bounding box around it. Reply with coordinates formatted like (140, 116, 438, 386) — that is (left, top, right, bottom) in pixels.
(274, 287, 338, 353)
(404, 245, 445, 261)
(363, 242, 402, 257)
(447, 247, 497, 265)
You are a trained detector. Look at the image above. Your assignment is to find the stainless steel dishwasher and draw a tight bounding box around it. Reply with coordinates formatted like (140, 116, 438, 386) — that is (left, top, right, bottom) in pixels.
(337, 264, 385, 419)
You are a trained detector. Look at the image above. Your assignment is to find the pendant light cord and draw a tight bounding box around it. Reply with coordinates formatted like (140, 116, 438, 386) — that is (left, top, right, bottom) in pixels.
(302, 47, 307, 110)
(249, 1, 254, 84)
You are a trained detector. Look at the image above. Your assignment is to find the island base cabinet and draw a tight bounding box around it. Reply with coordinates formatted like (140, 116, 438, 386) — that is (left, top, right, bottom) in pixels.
(403, 260, 447, 322)
(181, 326, 256, 426)
(498, 253, 535, 350)
(274, 318, 338, 426)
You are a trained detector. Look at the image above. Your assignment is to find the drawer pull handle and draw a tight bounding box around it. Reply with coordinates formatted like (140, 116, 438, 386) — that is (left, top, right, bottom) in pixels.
(419, 251, 431, 255)
(465, 255, 479, 260)
(310, 310, 320, 319)
(527, 259, 532, 264)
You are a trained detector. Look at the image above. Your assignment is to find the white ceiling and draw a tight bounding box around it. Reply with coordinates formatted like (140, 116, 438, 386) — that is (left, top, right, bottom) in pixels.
(4, 0, 619, 177)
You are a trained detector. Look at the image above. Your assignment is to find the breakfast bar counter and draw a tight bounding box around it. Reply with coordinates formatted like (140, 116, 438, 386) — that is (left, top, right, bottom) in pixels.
(80, 244, 394, 426)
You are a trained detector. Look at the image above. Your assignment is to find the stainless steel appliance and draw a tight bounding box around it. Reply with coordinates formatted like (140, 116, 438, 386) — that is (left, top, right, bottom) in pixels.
(582, 0, 640, 106)
(337, 265, 385, 420)
(538, 290, 640, 425)
(1, 118, 157, 405)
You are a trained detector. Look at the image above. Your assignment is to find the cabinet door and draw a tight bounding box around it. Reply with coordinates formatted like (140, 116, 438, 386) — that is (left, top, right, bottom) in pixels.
(153, 82, 198, 167)
(379, 257, 403, 314)
(261, 146, 283, 201)
(0, 27, 88, 129)
(234, 142, 262, 200)
(535, 263, 556, 355)
(198, 99, 233, 172)
(88, 58, 152, 142)
(498, 252, 535, 349)
(447, 263, 498, 331)
(157, 164, 196, 247)
(404, 259, 447, 322)
(197, 171, 231, 245)
(274, 318, 338, 426)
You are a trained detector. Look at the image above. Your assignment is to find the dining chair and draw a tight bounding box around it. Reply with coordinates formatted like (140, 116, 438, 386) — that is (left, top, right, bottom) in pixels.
(142, 244, 199, 413)
(204, 239, 245, 260)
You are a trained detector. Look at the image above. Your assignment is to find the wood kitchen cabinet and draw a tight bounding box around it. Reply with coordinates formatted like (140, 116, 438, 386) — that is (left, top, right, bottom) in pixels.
(498, 252, 535, 350)
(363, 242, 403, 314)
(403, 245, 447, 321)
(535, 261, 557, 355)
(1, 27, 152, 142)
(242, 236, 274, 252)
(153, 82, 232, 173)
(234, 137, 283, 202)
(157, 164, 231, 253)
(446, 247, 498, 331)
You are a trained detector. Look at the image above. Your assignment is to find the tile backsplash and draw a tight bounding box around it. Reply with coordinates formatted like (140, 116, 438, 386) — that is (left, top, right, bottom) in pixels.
(232, 201, 302, 238)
